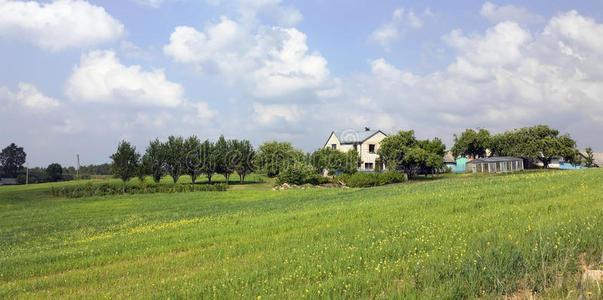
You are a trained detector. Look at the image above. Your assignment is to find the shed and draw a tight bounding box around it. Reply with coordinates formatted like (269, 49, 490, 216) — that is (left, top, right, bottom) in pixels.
(466, 157, 524, 173)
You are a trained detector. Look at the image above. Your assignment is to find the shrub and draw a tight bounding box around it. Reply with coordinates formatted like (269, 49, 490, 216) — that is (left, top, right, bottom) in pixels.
(338, 171, 406, 188)
(50, 182, 228, 198)
(276, 163, 317, 185)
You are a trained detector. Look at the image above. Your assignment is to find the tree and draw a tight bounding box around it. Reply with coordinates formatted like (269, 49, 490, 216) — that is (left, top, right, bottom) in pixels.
(233, 139, 255, 183)
(342, 149, 361, 174)
(451, 129, 491, 159)
(183, 136, 202, 185)
(135, 158, 148, 183)
(584, 147, 595, 167)
(255, 141, 304, 177)
(143, 139, 165, 183)
(110, 141, 140, 188)
(163, 136, 185, 183)
(490, 125, 578, 168)
(46, 163, 63, 182)
(200, 139, 216, 183)
(0, 143, 26, 177)
(310, 148, 360, 175)
(378, 130, 445, 177)
(215, 136, 236, 184)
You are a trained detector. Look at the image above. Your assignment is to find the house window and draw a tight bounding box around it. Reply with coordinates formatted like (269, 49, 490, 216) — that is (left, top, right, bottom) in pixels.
(369, 144, 375, 153)
(331, 144, 337, 150)
(354, 144, 358, 151)
(365, 163, 374, 169)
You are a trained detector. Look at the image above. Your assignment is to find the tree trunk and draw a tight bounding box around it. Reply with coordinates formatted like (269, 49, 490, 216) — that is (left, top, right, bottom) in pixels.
(207, 174, 212, 184)
(239, 173, 243, 183)
(191, 173, 196, 185)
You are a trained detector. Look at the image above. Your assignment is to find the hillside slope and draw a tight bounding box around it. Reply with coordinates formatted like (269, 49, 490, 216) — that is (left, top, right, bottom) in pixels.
(1, 170, 602, 298)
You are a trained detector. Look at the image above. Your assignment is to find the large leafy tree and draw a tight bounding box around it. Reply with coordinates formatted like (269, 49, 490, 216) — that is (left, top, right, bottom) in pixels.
(378, 130, 445, 177)
(451, 129, 491, 159)
(0, 143, 26, 177)
(183, 136, 202, 185)
(143, 139, 166, 183)
(200, 139, 216, 183)
(232, 139, 255, 183)
(491, 125, 577, 168)
(255, 141, 304, 177)
(110, 141, 140, 186)
(46, 163, 63, 182)
(163, 136, 185, 183)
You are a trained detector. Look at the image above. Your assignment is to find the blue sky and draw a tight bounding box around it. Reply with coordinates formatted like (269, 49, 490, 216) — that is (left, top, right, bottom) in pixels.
(1, 0, 603, 166)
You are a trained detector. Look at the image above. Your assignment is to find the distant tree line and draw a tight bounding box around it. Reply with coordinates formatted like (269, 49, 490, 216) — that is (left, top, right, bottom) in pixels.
(111, 136, 256, 186)
(451, 124, 589, 168)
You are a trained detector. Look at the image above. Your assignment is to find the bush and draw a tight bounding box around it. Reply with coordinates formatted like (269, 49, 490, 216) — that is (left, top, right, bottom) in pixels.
(16, 174, 27, 184)
(338, 171, 406, 188)
(276, 163, 319, 185)
(50, 182, 228, 198)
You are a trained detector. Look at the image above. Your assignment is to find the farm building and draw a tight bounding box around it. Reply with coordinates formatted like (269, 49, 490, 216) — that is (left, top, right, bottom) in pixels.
(466, 157, 524, 173)
(324, 128, 387, 171)
(444, 151, 467, 173)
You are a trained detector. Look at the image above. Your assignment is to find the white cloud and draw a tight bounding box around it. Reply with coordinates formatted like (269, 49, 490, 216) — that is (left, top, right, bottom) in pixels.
(443, 21, 531, 67)
(66, 50, 185, 107)
(252, 102, 301, 124)
(0, 82, 60, 110)
(370, 7, 429, 51)
(480, 2, 545, 25)
(206, 0, 302, 26)
(0, 0, 124, 51)
(164, 17, 329, 98)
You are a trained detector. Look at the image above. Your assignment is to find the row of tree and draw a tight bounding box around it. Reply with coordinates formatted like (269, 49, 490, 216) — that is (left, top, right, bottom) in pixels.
(111, 137, 366, 184)
(450, 125, 594, 168)
(111, 136, 255, 184)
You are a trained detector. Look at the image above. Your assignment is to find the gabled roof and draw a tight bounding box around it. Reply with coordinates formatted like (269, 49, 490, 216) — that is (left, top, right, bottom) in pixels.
(330, 129, 387, 144)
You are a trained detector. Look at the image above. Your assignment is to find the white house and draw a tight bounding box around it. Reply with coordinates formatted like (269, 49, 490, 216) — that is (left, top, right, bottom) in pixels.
(324, 128, 387, 171)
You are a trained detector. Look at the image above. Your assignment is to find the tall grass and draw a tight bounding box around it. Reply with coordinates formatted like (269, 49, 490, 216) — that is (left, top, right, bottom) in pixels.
(0, 169, 601, 298)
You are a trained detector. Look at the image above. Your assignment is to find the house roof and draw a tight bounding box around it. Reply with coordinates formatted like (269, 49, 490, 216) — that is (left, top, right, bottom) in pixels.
(466, 156, 523, 164)
(444, 151, 456, 163)
(330, 129, 387, 145)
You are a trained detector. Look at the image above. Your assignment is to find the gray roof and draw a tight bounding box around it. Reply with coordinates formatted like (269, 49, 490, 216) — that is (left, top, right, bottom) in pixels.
(466, 156, 523, 164)
(332, 129, 386, 144)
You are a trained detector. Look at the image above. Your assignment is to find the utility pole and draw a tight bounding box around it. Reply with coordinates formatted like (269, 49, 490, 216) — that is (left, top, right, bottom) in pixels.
(76, 154, 80, 181)
(26, 163, 29, 185)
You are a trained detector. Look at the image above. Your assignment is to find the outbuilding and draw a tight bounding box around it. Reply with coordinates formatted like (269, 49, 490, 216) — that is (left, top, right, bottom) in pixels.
(466, 157, 524, 173)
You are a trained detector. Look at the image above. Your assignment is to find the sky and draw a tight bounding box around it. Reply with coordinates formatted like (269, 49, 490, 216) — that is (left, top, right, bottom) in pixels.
(1, 0, 603, 167)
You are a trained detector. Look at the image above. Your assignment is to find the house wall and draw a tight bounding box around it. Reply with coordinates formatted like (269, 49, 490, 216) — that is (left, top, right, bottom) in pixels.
(359, 132, 387, 170)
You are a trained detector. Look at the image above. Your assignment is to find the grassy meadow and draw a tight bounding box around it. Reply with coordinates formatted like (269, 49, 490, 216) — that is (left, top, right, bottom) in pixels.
(1, 169, 602, 298)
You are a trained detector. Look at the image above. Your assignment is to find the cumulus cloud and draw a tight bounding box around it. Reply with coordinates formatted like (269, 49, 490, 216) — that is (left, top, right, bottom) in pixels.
(0, 82, 60, 110)
(0, 0, 124, 51)
(66, 50, 185, 107)
(370, 7, 429, 51)
(327, 11, 603, 149)
(164, 17, 329, 98)
(480, 2, 545, 25)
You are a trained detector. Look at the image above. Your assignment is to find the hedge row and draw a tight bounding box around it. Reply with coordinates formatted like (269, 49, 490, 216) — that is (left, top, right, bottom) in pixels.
(50, 182, 228, 198)
(337, 171, 407, 188)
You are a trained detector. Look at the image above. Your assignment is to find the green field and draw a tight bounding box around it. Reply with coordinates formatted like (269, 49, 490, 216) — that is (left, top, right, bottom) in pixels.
(1, 170, 602, 298)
